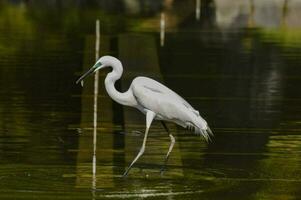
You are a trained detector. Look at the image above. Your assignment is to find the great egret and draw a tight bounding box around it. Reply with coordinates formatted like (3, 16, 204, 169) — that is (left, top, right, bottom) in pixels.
(76, 55, 213, 176)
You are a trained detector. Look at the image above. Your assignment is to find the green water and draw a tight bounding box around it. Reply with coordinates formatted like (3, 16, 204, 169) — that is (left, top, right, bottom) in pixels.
(0, 0, 301, 199)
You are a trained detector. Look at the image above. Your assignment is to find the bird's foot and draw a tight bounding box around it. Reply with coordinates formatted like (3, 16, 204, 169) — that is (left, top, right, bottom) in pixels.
(122, 169, 129, 178)
(122, 172, 128, 178)
(160, 165, 167, 176)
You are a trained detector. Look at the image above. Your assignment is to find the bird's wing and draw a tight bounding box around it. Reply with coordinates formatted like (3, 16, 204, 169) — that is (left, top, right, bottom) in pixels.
(131, 77, 199, 117)
(131, 77, 212, 141)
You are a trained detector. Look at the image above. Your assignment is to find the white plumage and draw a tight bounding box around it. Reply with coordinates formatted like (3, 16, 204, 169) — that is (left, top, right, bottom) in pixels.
(131, 77, 212, 139)
(76, 55, 213, 176)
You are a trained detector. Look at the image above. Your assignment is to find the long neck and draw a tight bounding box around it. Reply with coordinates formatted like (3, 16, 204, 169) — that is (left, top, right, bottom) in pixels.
(104, 62, 135, 106)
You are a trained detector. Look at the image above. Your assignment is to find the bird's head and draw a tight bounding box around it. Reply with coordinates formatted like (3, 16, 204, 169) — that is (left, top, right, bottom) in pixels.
(76, 55, 120, 86)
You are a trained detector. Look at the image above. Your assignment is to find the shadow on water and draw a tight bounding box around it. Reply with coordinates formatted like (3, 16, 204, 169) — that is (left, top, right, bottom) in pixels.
(0, 0, 301, 199)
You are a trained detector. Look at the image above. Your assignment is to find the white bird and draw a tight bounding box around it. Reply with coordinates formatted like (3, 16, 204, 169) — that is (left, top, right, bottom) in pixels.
(76, 55, 213, 176)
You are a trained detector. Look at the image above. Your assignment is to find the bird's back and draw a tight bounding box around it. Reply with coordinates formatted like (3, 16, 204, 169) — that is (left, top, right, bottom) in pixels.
(132, 77, 195, 108)
(130, 76, 209, 130)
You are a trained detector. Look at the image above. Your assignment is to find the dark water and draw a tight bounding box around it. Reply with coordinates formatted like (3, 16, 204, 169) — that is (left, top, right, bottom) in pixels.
(1, 0, 301, 199)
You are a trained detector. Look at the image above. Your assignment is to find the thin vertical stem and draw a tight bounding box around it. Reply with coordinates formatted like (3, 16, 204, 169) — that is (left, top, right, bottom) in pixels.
(249, 0, 254, 27)
(92, 19, 100, 191)
(160, 12, 165, 47)
(196, 0, 201, 21)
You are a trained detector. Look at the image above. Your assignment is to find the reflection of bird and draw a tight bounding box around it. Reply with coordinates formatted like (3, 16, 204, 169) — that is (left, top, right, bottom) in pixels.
(76, 56, 213, 176)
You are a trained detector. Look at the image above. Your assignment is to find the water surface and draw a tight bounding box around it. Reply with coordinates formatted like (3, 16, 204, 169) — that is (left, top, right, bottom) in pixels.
(0, 0, 301, 199)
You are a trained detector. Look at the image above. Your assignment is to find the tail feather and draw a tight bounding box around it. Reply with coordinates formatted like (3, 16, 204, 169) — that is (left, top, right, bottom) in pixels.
(207, 126, 214, 137)
(197, 126, 213, 143)
(186, 118, 213, 142)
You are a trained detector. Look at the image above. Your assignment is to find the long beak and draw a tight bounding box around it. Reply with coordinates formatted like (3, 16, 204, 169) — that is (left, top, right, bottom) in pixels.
(76, 67, 95, 85)
(76, 62, 103, 85)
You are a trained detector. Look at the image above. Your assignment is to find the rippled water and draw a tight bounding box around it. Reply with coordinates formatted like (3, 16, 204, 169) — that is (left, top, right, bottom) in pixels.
(1, 0, 301, 199)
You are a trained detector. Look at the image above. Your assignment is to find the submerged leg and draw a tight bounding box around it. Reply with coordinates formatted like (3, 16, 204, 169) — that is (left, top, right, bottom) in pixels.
(123, 110, 156, 177)
(160, 121, 175, 175)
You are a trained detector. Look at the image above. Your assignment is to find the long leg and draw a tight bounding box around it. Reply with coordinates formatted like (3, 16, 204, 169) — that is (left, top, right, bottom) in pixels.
(123, 110, 156, 177)
(160, 121, 175, 174)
